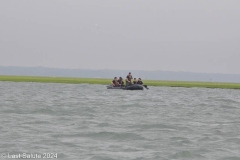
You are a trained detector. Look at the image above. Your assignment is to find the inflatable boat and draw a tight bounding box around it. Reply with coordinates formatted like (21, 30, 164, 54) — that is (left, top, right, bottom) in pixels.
(107, 84, 147, 90)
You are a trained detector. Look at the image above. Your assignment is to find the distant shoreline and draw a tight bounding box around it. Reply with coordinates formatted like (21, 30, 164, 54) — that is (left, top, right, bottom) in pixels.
(1, 66, 240, 83)
(1, 75, 240, 89)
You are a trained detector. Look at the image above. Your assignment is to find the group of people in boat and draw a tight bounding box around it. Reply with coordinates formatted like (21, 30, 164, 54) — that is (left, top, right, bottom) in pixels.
(111, 72, 144, 87)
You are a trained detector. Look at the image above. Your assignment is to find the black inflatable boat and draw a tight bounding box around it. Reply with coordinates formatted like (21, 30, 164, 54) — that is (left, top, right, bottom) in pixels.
(107, 84, 147, 90)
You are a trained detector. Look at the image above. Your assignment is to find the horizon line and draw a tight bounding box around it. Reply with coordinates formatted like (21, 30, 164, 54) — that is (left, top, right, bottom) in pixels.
(1, 65, 240, 75)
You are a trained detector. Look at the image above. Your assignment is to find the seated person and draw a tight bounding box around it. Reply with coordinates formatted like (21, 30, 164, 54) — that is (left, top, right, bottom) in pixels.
(133, 78, 138, 84)
(137, 78, 143, 85)
(126, 72, 133, 86)
(118, 77, 124, 86)
(111, 77, 119, 86)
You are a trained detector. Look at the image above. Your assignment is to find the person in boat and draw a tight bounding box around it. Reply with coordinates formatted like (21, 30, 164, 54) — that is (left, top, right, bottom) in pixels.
(133, 78, 138, 84)
(111, 77, 119, 87)
(118, 77, 124, 86)
(126, 72, 133, 86)
(137, 78, 143, 85)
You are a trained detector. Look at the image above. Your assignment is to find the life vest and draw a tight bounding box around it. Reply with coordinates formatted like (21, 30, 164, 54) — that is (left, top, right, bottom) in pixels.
(126, 75, 132, 81)
(112, 80, 118, 85)
(137, 81, 143, 85)
(118, 80, 124, 85)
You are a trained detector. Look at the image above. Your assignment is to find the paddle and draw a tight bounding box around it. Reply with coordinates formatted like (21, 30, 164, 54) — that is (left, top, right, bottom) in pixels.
(143, 85, 149, 90)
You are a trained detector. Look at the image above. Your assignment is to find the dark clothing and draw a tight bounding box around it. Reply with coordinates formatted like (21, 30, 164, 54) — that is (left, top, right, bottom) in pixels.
(112, 80, 118, 85)
(137, 81, 143, 85)
(126, 75, 132, 81)
(133, 80, 137, 84)
(126, 75, 133, 86)
(118, 80, 124, 85)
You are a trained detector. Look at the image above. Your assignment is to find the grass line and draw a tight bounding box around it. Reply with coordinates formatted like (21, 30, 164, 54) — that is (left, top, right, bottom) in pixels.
(1, 75, 240, 89)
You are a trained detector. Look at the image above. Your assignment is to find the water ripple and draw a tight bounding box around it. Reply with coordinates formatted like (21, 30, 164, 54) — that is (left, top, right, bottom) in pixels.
(0, 82, 240, 159)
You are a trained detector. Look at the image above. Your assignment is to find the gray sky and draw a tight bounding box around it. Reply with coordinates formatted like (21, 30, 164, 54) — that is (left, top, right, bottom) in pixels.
(0, 0, 240, 74)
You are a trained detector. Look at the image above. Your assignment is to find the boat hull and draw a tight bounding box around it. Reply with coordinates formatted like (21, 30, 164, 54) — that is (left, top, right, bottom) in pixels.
(107, 84, 144, 90)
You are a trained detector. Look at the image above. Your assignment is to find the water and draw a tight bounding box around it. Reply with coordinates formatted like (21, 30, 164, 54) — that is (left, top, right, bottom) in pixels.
(0, 82, 240, 160)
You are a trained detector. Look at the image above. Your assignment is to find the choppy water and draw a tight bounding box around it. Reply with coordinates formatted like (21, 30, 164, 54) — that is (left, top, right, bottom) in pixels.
(0, 82, 240, 160)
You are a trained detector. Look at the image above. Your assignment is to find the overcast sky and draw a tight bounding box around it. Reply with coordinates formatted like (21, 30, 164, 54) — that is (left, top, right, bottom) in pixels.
(0, 0, 240, 74)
